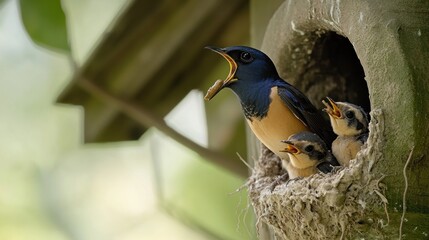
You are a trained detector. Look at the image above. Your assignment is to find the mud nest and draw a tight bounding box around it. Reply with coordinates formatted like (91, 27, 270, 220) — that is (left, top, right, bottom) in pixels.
(247, 109, 390, 239)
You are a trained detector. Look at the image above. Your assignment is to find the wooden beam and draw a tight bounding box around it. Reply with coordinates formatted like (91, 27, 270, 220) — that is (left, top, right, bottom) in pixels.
(58, 0, 248, 142)
(76, 78, 248, 177)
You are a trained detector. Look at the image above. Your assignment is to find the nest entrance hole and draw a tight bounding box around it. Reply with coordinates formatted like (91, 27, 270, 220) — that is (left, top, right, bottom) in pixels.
(292, 31, 370, 113)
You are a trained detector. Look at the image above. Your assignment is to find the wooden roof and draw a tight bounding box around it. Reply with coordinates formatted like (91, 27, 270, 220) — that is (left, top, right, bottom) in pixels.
(57, 0, 249, 144)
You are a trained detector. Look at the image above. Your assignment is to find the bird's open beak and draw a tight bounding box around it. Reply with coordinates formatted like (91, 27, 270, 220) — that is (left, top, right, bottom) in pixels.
(280, 140, 300, 154)
(204, 46, 238, 100)
(322, 97, 342, 119)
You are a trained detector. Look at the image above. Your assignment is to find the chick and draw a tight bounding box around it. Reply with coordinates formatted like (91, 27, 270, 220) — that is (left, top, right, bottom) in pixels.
(280, 131, 335, 179)
(322, 97, 369, 166)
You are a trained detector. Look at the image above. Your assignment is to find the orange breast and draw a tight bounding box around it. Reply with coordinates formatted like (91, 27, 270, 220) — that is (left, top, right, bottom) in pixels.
(247, 86, 309, 159)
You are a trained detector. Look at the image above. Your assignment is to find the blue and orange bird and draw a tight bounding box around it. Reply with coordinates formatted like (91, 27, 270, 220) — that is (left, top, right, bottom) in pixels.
(204, 46, 338, 166)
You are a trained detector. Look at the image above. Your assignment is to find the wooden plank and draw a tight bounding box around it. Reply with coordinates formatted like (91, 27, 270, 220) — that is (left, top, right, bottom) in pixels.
(58, 0, 248, 142)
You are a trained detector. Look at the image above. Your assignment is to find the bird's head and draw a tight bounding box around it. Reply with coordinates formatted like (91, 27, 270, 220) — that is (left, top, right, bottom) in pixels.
(204, 46, 279, 100)
(280, 132, 328, 169)
(322, 97, 369, 136)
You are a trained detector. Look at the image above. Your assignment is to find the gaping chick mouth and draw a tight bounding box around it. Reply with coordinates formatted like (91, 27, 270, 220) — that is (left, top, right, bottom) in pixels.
(280, 140, 300, 154)
(322, 97, 342, 119)
(204, 46, 238, 100)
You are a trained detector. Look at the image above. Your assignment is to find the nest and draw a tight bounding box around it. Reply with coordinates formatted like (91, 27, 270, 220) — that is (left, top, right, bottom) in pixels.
(247, 109, 390, 239)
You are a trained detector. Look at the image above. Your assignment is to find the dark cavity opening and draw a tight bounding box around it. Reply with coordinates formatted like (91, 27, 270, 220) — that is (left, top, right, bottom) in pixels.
(295, 32, 370, 113)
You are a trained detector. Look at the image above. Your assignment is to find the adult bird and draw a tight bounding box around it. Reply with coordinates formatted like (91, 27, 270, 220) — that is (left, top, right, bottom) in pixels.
(322, 97, 369, 166)
(280, 131, 335, 178)
(204, 46, 337, 165)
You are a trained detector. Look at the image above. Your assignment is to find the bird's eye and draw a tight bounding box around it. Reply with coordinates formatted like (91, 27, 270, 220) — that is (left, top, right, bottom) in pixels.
(240, 52, 253, 63)
(345, 110, 355, 119)
(304, 145, 314, 152)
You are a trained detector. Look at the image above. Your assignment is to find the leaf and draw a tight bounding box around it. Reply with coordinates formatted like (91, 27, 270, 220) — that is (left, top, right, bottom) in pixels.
(19, 0, 70, 52)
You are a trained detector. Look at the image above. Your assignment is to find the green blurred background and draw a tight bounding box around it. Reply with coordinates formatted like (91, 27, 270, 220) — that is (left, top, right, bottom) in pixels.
(0, 0, 255, 239)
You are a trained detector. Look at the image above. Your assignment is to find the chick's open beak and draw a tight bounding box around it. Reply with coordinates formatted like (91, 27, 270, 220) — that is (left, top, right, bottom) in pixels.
(280, 140, 300, 154)
(204, 46, 238, 100)
(322, 97, 342, 119)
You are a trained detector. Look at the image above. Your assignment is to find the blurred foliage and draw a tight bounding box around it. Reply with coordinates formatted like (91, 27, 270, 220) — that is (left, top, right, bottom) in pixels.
(18, 0, 69, 52)
(153, 130, 255, 240)
(61, 0, 129, 64)
(2, 0, 254, 239)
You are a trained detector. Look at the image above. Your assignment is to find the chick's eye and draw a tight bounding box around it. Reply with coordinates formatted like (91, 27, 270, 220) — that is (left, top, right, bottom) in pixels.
(240, 52, 253, 63)
(304, 145, 314, 152)
(345, 111, 355, 119)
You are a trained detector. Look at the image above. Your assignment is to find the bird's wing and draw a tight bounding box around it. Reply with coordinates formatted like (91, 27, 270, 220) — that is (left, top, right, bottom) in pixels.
(277, 84, 328, 135)
(277, 84, 339, 165)
(356, 132, 369, 143)
(277, 85, 318, 125)
(316, 161, 334, 174)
